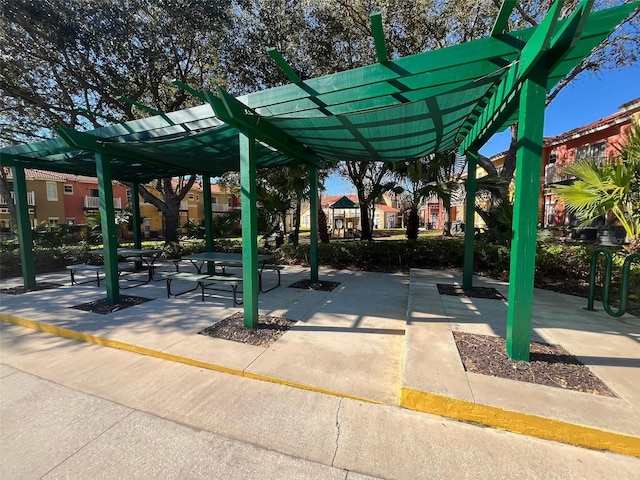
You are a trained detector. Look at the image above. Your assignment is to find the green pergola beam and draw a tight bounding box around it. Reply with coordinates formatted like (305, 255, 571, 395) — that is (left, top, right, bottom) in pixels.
(460, 0, 568, 152)
(172, 80, 206, 101)
(118, 96, 164, 116)
(56, 127, 196, 176)
(267, 48, 302, 83)
(12, 166, 36, 290)
(206, 88, 325, 169)
(370, 12, 388, 63)
(76, 107, 123, 125)
(460, 0, 605, 153)
(491, 1, 516, 37)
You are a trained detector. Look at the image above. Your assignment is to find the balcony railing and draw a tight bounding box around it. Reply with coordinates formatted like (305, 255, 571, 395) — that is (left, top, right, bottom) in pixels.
(545, 163, 576, 185)
(212, 203, 230, 212)
(0, 191, 35, 206)
(84, 196, 122, 209)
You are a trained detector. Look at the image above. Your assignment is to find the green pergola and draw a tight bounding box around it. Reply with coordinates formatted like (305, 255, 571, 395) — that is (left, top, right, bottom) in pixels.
(1, 0, 637, 359)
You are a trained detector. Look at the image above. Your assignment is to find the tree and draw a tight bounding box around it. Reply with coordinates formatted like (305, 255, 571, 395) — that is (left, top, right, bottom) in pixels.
(553, 127, 640, 252)
(393, 151, 464, 239)
(475, 0, 639, 222)
(1, 0, 232, 241)
(135, 176, 198, 243)
(339, 161, 395, 240)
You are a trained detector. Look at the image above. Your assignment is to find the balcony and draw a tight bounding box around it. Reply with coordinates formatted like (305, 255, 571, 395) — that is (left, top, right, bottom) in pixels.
(0, 191, 35, 206)
(212, 203, 230, 213)
(545, 163, 576, 185)
(84, 196, 122, 209)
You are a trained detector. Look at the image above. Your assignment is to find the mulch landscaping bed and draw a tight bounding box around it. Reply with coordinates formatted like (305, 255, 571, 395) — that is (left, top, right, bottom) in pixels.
(199, 312, 296, 347)
(437, 283, 505, 300)
(453, 331, 616, 397)
(0, 282, 63, 294)
(70, 295, 153, 314)
(288, 279, 341, 291)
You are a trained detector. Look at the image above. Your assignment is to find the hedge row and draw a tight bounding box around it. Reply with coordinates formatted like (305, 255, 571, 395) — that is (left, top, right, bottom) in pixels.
(1, 239, 637, 290)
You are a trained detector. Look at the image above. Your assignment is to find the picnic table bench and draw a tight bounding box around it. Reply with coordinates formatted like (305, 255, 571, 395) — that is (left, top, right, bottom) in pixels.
(66, 263, 137, 286)
(160, 271, 243, 306)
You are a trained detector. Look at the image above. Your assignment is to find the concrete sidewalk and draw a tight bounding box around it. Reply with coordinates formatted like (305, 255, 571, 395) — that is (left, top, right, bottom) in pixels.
(1, 263, 639, 478)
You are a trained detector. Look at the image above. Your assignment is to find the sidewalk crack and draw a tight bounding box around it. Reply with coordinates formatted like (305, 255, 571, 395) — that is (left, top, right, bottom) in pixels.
(331, 397, 344, 467)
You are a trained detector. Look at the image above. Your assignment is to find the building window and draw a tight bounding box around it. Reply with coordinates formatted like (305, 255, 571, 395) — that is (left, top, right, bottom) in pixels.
(89, 188, 99, 197)
(576, 142, 606, 163)
(548, 153, 557, 164)
(126, 190, 131, 201)
(188, 193, 194, 200)
(196, 194, 200, 201)
(63, 184, 73, 195)
(48, 217, 59, 225)
(227, 197, 232, 208)
(46, 182, 58, 201)
(66, 218, 75, 225)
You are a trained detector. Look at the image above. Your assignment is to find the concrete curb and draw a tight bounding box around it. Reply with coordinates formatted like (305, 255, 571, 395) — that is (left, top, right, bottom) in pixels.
(3, 312, 639, 458)
(400, 388, 640, 458)
(0, 313, 382, 406)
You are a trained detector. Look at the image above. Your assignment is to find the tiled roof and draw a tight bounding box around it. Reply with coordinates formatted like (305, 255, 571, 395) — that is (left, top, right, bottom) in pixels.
(6, 168, 105, 184)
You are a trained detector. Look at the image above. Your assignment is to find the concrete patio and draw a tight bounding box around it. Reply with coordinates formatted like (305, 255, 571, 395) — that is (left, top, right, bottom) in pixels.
(1, 262, 639, 478)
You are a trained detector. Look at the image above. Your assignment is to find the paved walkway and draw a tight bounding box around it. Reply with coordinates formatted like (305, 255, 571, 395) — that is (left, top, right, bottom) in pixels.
(1, 263, 639, 478)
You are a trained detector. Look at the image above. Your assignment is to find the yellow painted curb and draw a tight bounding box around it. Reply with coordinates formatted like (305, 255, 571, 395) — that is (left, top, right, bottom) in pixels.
(4, 313, 639, 457)
(0, 313, 382, 406)
(400, 387, 640, 458)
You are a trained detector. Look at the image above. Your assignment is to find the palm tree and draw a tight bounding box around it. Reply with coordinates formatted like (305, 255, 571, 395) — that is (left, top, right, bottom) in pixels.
(553, 127, 640, 252)
(393, 150, 462, 240)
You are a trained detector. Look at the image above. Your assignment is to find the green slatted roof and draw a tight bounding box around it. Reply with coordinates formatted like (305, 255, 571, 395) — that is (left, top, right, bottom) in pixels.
(1, 1, 637, 180)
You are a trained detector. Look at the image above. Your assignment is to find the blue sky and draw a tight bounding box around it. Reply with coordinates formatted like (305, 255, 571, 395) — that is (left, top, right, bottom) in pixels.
(324, 63, 640, 195)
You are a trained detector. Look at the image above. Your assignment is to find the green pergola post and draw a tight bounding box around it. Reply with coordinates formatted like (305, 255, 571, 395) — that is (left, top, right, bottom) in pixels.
(131, 183, 142, 249)
(96, 151, 120, 304)
(506, 72, 546, 361)
(12, 166, 36, 290)
(202, 174, 215, 274)
(462, 150, 478, 291)
(309, 165, 319, 282)
(239, 132, 259, 329)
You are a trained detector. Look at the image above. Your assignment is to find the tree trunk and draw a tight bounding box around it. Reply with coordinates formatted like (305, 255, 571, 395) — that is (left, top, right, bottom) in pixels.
(442, 197, 452, 237)
(163, 207, 180, 243)
(406, 206, 419, 240)
(318, 207, 330, 243)
(292, 197, 302, 245)
(359, 201, 372, 240)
